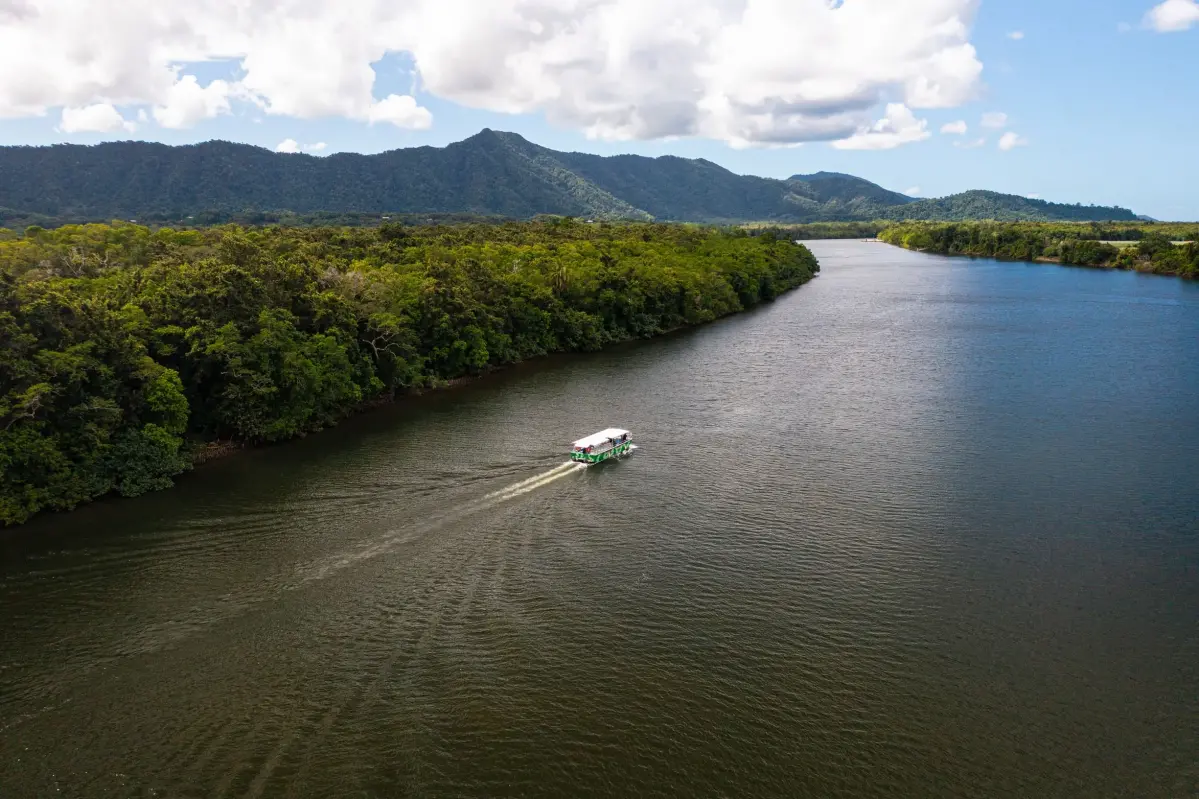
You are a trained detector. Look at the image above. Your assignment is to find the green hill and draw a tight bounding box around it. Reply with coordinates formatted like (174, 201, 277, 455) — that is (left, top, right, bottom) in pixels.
(890, 190, 1136, 223)
(0, 129, 1140, 226)
(790, 171, 918, 208)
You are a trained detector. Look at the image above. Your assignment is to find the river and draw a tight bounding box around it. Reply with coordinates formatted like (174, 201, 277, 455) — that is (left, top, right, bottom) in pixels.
(2, 241, 1197, 798)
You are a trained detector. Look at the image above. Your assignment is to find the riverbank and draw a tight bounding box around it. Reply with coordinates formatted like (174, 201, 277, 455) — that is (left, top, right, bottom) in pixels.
(878, 221, 1198, 278)
(184, 300, 800, 470)
(184, 366, 548, 466)
(1, 220, 819, 525)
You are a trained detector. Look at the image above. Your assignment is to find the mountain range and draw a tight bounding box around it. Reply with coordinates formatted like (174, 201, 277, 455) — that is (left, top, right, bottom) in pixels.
(0, 129, 1138, 226)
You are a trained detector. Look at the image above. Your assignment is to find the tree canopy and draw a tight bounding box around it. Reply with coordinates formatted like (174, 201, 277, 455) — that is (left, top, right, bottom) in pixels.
(0, 219, 819, 525)
(878, 221, 1198, 277)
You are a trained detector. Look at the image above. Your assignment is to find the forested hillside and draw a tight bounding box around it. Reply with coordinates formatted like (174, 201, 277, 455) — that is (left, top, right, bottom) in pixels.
(879, 221, 1198, 276)
(0, 219, 819, 525)
(791, 172, 914, 204)
(0, 130, 1140, 226)
(892, 191, 1139, 223)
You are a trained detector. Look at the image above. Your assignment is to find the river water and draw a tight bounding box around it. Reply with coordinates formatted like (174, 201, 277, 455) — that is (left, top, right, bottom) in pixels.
(2, 241, 1197, 798)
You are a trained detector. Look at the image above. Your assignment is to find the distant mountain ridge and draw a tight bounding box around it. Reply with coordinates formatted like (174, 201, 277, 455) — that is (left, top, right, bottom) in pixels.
(0, 129, 1139, 225)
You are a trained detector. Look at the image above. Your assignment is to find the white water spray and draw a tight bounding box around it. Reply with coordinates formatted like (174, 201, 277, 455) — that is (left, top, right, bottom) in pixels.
(489, 462, 586, 501)
(295, 461, 586, 583)
(483, 461, 580, 500)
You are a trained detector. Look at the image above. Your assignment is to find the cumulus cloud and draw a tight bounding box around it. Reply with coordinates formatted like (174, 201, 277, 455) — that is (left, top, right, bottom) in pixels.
(905, 186, 921, 196)
(1007, 30, 1025, 39)
(367, 94, 433, 129)
(153, 76, 233, 129)
(0, 0, 984, 147)
(998, 131, 1028, 150)
(941, 119, 968, 134)
(1145, 0, 1199, 31)
(832, 103, 931, 150)
(60, 103, 136, 133)
(980, 111, 1008, 128)
(276, 139, 331, 154)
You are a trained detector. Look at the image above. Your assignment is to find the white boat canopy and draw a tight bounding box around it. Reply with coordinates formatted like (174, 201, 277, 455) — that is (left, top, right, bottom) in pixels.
(571, 428, 631, 449)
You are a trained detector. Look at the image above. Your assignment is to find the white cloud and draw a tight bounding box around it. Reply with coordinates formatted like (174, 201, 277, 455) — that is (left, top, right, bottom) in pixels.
(367, 94, 433, 129)
(59, 103, 135, 133)
(153, 75, 232, 129)
(998, 131, 1029, 150)
(905, 186, 921, 196)
(0, 0, 984, 147)
(276, 139, 331, 154)
(1145, 0, 1199, 31)
(980, 111, 1008, 128)
(940, 120, 968, 134)
(1026, 193, 1040, 199)
(832, 103, 930, 150)
(954, 137, 986, 148)
(1007, 30, 1025, 40)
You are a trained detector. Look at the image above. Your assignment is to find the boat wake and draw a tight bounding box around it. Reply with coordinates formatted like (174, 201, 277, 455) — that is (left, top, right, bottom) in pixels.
(14, 459, 597, 681)
(289, 462, 584, 586)
(486, 461, 586, 501)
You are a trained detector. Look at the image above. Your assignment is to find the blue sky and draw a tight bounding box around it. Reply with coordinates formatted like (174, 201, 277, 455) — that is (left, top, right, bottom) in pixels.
(2, 0, 1197, 220)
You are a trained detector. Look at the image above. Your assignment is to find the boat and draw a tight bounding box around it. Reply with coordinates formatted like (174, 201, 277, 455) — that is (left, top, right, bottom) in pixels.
(570, 428, 633, 464)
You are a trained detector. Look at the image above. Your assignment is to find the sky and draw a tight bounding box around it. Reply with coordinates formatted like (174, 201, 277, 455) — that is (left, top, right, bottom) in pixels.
(1, 0, 1196, 220)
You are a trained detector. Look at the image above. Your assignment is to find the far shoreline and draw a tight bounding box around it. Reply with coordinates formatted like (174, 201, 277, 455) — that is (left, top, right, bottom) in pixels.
(877, 221, 1197, 280)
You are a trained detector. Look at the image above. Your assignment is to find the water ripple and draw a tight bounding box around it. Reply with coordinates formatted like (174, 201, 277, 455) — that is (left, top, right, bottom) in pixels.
(1, 242, 1197, 798)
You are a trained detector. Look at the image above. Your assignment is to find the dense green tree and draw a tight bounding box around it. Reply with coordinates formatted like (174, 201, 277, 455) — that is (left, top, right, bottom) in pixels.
(743, 221, 888, 240)
(0, 220, 819, 525)
(0, 275, 192, 522)
(878, 221, 1197, 277)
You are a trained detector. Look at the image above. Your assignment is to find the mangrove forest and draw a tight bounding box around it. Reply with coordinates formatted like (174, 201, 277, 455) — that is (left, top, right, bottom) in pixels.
(0, 219, 819, 526)
(879, 222, 1199, 277)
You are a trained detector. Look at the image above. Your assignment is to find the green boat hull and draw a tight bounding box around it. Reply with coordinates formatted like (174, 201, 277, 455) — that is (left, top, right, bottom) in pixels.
(570, 441, 633, 464)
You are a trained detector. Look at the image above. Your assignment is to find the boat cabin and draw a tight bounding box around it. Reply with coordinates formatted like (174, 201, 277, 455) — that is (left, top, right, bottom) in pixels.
(570, 428, 632, 464)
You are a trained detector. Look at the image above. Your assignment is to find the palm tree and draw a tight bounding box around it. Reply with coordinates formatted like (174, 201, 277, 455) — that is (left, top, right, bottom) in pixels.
(551, 260, 570, 295)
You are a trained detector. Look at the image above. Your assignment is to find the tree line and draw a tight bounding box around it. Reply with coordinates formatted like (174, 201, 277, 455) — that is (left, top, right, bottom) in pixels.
(0, 219, 819, 525)
(878, 222, 1199, 277)
(743, 221, 886, 240)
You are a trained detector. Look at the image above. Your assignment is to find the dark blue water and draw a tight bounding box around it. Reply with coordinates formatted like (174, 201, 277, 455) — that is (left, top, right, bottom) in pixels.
(2, 241, 1196, 797)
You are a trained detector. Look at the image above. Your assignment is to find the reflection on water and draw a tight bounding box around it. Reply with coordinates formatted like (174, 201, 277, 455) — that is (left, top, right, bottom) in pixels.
(2, 242, 1197, 797)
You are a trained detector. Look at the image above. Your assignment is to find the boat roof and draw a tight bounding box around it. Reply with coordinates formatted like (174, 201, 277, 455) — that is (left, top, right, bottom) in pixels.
(571, 428, 630, 448)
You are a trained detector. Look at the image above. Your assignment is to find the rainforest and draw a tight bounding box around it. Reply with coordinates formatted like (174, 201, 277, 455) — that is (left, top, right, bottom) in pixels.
(0, 219, 819, 525)
(878, 221, 1199, 277)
